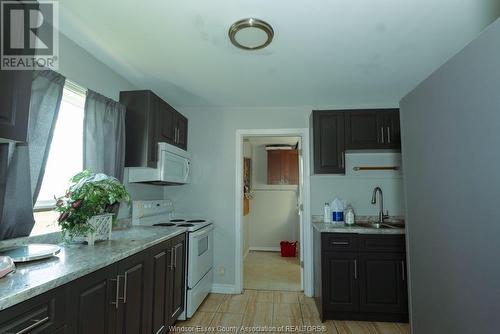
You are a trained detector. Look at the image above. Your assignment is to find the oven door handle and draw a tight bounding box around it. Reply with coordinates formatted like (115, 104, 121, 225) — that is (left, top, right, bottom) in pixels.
(189, 225, 214, 239)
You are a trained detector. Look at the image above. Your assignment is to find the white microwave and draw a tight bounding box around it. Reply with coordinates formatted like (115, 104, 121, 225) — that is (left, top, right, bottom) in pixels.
(127, 142, 191, 185)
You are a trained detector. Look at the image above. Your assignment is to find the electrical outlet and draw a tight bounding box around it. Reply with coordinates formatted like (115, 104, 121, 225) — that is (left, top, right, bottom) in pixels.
(218, 266, 225, 276)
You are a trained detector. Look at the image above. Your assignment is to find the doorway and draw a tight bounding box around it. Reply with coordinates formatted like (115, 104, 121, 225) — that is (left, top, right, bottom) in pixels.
(235, 129, 313, 296)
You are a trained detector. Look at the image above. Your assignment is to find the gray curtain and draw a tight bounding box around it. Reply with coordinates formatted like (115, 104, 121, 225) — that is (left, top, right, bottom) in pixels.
(0, 71, 65, 239)
(83, 90, 126, 181)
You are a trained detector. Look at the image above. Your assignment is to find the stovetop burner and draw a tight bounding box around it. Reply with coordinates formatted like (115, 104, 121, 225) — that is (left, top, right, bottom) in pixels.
(153, 223, 176, 227)
(170, 219, 186, 222)
(178, 223, 194, 227)
(186, 219, 206, 223)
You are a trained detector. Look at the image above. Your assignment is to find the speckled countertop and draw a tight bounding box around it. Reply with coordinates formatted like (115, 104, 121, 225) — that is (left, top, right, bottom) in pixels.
(312, 215, 405, 235)
(0, 226, 186, 311)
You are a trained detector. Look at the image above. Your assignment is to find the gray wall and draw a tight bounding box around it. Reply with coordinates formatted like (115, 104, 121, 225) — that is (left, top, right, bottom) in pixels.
(400, 18, 500, 334)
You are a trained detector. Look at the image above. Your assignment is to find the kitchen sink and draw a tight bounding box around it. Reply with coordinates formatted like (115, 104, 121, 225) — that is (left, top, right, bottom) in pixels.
(355, 220, 405, 229)
(355, 221, 392, 229)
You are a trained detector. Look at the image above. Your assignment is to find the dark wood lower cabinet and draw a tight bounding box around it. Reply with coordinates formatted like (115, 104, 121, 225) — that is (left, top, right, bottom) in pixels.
(169, 234, 186, 324)
(314, 231, 408, 322)
(323, 252, 359, 312)
(116, 251, 152, 334)
(0, 232, 187, 334)
(68, 264, 118, 334)
(149, 233, 186, 334)
(0, 284, 66, 334)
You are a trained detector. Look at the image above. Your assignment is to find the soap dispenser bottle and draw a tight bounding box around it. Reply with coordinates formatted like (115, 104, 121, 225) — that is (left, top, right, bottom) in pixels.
(345, 205, 355, 225)
(323, 203, 331, 223)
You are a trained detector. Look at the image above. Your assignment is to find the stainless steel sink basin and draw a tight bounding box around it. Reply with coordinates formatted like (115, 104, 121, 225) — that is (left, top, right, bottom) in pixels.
(355, 221, 392, 229)
(355, 220, 405, 229)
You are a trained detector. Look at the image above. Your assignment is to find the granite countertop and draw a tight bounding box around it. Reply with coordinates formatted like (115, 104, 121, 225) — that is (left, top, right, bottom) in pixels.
(312, 215, 405, 235)
(0, 226, 186, 311)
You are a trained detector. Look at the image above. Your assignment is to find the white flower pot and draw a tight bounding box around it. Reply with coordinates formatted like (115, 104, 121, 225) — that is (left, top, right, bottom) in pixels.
(73, 213, 113, 246)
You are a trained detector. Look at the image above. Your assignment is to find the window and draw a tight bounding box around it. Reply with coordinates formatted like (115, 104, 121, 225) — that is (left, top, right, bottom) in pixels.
(32, 81, 86, 236)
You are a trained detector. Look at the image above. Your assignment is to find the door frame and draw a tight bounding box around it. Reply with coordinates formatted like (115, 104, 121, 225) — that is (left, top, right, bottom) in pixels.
(234, 128, 313, 296)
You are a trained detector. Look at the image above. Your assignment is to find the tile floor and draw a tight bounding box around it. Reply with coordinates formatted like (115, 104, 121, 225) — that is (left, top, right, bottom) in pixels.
(175, 289, 411, 333)
(244, 251, 301, 291)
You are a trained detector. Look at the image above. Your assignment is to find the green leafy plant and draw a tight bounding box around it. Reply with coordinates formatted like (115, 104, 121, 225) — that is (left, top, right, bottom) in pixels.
(55, 170, 130, 239)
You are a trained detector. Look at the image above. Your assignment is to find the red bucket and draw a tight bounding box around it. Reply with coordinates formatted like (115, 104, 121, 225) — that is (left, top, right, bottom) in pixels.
(280, 241, 297, 257)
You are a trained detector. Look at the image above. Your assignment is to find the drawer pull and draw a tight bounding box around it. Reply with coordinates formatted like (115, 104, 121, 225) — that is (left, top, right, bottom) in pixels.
(331, 241, 349, 246)
(354, 260, 358, 280)
(15, 316, 49, 334)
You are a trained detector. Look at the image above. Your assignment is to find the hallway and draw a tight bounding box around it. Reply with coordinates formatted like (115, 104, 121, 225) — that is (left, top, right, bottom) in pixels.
(244, 251, 301, 291)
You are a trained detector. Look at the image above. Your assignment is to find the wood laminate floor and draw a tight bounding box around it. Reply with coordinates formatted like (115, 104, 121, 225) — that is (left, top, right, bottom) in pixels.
(175, 289, 411, 333)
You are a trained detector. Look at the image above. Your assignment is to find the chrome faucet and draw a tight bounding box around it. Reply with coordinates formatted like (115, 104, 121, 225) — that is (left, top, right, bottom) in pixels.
(371, 187, 389, 223)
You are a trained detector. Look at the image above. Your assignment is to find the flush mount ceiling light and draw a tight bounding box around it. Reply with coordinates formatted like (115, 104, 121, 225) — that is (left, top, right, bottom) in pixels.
(228, 18, 274, 50)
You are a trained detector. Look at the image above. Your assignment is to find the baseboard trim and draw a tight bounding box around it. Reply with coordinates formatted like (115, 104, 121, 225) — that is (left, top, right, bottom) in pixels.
(211, 284, 241, 294)
(249, 246, 281, 252)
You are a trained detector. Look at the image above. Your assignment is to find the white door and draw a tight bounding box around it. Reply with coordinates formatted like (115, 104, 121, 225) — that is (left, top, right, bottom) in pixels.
(297, 138, 304, 290)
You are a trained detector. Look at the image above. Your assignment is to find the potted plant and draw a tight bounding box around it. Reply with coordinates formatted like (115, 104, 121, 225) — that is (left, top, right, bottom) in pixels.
(55, 170, 130, 245)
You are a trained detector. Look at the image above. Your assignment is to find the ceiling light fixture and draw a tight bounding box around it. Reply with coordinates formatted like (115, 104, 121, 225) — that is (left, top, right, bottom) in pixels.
(228, 18, 274, 50)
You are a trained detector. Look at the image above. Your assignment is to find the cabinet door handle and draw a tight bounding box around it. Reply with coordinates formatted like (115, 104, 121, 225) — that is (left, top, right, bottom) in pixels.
(387, 127, 391, 144)
(111, 275, 124, 309)
(14, 316, 49, 334)
(341, 152, 345, 169)
(169, 248, 175, 270)
(122, 272, 128, 304)
(173, 243, 182, 269)
(354, 259, 358, 280)
(401, 260, 405, 281)
(380, 127, 385, 143)
(331, 241, 349, 246)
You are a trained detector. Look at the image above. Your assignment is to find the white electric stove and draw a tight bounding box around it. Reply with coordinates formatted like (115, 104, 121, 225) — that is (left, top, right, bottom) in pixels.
(132, 200, 214, 320)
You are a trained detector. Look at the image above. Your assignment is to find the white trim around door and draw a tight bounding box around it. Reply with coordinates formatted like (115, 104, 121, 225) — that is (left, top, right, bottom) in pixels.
(234, 128, 313, 297)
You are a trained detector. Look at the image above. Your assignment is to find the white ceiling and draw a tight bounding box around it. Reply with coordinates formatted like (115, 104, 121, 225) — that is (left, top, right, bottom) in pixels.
(59, 0, 500, 108)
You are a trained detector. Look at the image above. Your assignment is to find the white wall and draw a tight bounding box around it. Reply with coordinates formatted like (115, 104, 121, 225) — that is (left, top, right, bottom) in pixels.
(311, 152, 405, 217)
(163, 106, 405, 287)
(57, 32, 165, 215)
(248, 138, 299, 250)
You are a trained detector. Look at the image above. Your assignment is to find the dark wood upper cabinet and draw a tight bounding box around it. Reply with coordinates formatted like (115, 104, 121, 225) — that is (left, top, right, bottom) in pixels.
(120, 90, 159, 168)
(0, 70, 32, 142)
(267, 149, 299, 185)
(345, 110, 381, 149)
(312, 109, 401, 174)
(174, 112, 188, 151)
(120, 90, 189, 168)
(158, 99, 175, 145)
(380, 110, 401, 149)
(312, 111, 345, 174)
(345, 109, 400, 150)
